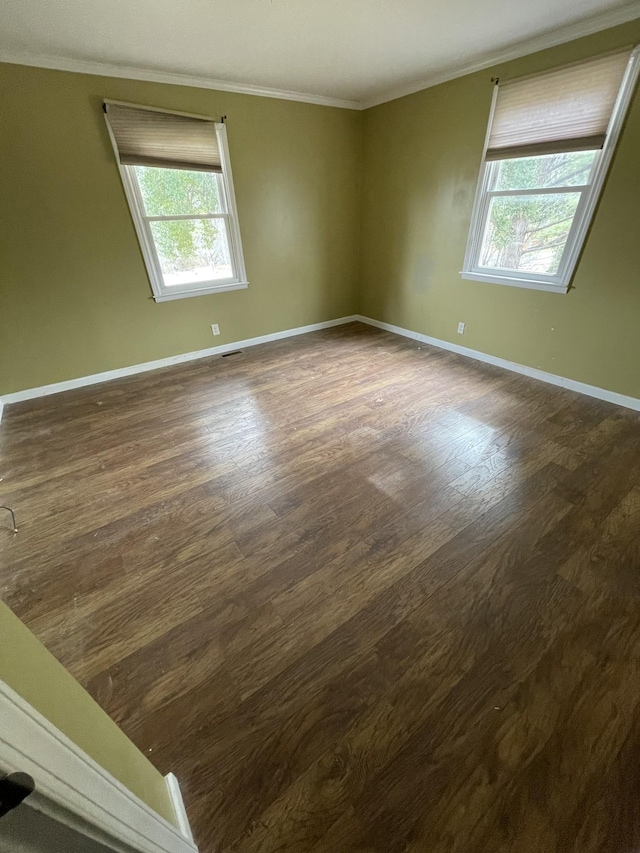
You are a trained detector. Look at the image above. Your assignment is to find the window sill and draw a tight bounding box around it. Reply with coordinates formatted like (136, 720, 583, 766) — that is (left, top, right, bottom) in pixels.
(460, 271, 568, 294)
(153, 281, 249, 302)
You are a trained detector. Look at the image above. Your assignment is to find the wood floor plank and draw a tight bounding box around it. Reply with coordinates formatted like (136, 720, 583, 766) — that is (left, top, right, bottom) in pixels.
(1, 322, 639, 852)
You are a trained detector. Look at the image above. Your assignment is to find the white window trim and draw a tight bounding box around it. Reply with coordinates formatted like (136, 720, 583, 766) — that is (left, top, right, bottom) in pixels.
(461, 46, 640, 294)
(107, 119, 248, 302)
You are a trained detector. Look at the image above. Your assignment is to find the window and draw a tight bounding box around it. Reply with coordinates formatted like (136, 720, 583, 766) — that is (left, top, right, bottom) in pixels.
(104, 101, 247, 302)
(462, 47, 640, 293)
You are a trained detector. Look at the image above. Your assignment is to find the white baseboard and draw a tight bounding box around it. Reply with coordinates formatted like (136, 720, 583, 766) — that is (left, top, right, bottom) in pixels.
(0, 315, 358, 412)
(3, 313, 638, 417)
(356, 315, 640, 413)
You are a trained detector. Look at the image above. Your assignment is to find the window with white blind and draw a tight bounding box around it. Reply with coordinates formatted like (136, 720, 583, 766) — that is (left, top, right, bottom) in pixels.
(104, 101, 247, 302)
(462, 47, 640, 293)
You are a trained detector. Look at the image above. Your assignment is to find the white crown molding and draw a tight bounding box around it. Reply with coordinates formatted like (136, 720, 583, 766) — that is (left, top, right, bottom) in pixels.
(0, 51, 360, 110)
(0, 316, 358, 408)
(0, 678, 197, 853)
(361, 1, 640, 108)
(356, 315, 640, 412)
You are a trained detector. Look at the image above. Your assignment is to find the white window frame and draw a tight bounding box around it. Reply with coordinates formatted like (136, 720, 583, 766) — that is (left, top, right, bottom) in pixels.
(110, 120, 248, 303)
(461, 46, 640, 294)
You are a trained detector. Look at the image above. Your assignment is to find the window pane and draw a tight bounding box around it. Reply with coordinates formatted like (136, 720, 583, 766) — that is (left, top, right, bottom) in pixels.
(149, 217, 233, 286)
(494, 151, 597, 191)
(135, 166, 222, 216)
(479, 193, 581, 275)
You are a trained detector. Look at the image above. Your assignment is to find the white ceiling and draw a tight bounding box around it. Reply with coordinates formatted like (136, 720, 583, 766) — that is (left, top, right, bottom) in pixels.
(1, 0, 639, 108)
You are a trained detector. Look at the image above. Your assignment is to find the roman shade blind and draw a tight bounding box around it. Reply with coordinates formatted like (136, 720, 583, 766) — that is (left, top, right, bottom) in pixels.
(104, 101, 222, 172)
(486, 49, 632, 161)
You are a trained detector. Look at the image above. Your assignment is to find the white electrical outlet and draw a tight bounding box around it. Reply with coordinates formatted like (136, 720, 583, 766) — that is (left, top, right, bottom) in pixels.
(457, 322, 465, 335)
(211, 324, 220, 336)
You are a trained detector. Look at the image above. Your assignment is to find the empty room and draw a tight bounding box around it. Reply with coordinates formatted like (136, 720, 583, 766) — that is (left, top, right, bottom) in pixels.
(1, 1, 640, 851)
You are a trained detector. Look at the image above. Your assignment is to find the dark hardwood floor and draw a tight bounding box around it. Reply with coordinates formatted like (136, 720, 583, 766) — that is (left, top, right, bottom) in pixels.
(2, 322, 640, 852)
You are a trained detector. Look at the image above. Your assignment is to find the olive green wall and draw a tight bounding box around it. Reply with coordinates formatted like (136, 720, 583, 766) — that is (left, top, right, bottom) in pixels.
(0, 64, 362, 394)
(360, 20, 640, 399)
(0, 602, 176, 823)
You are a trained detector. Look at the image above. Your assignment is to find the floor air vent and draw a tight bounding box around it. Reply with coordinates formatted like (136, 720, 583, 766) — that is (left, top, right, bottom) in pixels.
(221, 350, 244, 358)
